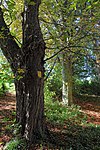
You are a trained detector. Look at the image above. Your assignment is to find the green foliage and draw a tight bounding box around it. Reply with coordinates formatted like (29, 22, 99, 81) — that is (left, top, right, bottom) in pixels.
(2, 0, 23, 43)
(45, 63, 62, 101)
(4, 119, 26, 150)
(45, 99, 87, 125)
(47, 79, 62, 101)
(74, 78, 100, 96)
(44, 84, 55, 102)
(40, 0, 100, 104)
(44, 98, 100, 149)
(0, 51, 14, 95)
(40, 0, 100, 52)
(73, 126, 100, 150)
(4, 138, 26, 150)
(26, 0, 36, 5)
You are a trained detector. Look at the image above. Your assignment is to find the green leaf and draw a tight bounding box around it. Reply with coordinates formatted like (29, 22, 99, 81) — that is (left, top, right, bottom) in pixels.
(29, 1, 36, 6)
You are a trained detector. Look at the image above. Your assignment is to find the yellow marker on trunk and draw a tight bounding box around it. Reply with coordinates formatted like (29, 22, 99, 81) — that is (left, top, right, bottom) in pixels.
(37, 71, 42, 78)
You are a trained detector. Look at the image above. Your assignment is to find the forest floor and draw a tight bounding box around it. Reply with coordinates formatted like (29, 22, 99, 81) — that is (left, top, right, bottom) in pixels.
(0, 94, 100, 150)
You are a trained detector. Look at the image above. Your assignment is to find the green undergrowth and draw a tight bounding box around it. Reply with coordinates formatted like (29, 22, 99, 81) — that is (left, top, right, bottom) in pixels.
(45, 100, 87, 126)
(44, 99, 100, 149)
(3, 95, 100, 150)
(75, 93, 100, 102)
(3, 121, 26, 150)
(4, 138, 27, 150)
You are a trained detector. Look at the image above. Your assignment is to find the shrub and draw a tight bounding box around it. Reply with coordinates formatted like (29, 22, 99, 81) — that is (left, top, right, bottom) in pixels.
(74, 79, 100, 96)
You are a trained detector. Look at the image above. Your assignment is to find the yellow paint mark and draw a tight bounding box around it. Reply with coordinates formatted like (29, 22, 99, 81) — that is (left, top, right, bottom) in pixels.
(17, 68, 25, 73)
(37, 71, 42, 78)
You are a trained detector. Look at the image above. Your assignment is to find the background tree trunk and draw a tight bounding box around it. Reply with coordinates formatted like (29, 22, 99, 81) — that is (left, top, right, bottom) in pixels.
(62, 53, 68, 104)
(95, 54, 100, 80)
(66, 56, 73, 106)
(62, 52, 73, 105)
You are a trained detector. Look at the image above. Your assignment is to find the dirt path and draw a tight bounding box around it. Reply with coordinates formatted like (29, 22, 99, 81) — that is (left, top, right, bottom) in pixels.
(0, 94, 16, 149)
(76, 100, 100, 125)
(0, 94, 100, 149)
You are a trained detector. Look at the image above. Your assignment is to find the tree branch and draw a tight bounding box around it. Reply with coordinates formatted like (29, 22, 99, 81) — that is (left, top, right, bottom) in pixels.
(45, 45, 99, 61)
(0, 7, 21, 71)
(45, 57, 57, 81)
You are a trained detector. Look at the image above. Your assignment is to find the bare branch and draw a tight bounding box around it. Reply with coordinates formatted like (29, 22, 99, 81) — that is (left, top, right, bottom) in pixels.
(45, 57, 57, 81)
(45, 45, 99, 61)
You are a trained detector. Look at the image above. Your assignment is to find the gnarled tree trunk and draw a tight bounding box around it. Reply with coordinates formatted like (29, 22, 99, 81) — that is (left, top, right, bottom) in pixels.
(0, 0, 45, 146)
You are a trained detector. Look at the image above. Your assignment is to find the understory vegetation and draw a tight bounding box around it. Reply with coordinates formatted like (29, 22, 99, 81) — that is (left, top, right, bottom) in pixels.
(0, 82, 100, 149)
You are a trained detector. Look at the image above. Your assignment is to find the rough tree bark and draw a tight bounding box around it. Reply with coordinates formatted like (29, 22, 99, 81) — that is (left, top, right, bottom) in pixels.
(0, 0, 45, 146)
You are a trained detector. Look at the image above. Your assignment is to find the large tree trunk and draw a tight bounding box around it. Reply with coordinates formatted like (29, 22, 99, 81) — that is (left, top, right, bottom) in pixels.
(15, 54, 45, 142)
(0, 0, 46, 146)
